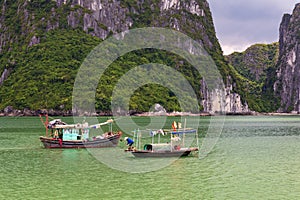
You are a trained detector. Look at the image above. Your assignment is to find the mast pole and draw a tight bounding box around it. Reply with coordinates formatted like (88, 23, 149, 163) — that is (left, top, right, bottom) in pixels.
(170, 131, 173, 152)
(183, 118, 186, 147)
(151, 130, 154, 144)
(196, 129, 199, 148)
(110, 120, 112, 133)
(46, 114, 48, 137)
(138, 129, 141, 150)
(158, 133, 160, 144)
(134, 129, 137, 150)
(39, 113, 49, 137)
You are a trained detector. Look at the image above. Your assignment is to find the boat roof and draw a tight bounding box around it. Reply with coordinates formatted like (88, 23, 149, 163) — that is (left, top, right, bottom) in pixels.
(166, 128, 197, 134)
(50, 119, 114, 129)
(49, 119, 67, 126)
(145, 143, 170, 147)
(54, 123, 89, 129)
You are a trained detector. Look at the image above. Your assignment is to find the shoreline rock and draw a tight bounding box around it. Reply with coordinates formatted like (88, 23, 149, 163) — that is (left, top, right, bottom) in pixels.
(0, 107, 299, 117)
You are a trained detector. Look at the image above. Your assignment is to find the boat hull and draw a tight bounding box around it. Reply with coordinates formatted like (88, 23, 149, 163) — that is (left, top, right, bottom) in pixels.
(40, 134, 121, 148)
(131, 149, 192, 158)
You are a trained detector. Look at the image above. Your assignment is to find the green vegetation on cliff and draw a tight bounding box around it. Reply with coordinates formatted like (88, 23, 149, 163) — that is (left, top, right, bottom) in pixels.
(0, 0, 208, 113)
(0, 0, 280, 113)
(0, 28, 204, 112)
(0, 29, 101, 110)
(226, 43, 279, 83)
(226, 43, 280, 112)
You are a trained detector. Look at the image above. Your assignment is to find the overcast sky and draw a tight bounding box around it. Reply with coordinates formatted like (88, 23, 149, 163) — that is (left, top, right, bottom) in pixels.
(207, 0, 298, 55)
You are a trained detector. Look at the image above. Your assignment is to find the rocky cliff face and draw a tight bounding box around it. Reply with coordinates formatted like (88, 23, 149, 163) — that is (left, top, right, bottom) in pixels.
(54, 0, 248, 113)
(0, 0, 249, 114)
(53, 0, 216, 52)
(201, 79, 250, 113)
(58, 0, 133, 39)
(274, 3, 300, 113)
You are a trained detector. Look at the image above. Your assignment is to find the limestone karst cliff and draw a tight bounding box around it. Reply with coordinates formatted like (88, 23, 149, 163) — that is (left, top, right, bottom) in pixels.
(0, 0, 252, 115)
(227, 3, 300, 113)
(274, 3, 300, 113)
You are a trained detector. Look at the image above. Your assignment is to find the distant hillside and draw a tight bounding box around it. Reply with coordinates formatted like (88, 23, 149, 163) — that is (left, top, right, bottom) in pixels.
(226, 43, 280, 112)
(227, 3, 300, 113)
(226, 43, 279, 83)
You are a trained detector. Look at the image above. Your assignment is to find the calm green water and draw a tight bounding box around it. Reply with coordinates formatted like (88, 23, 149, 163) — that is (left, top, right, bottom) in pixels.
(1, 116, 300, 199)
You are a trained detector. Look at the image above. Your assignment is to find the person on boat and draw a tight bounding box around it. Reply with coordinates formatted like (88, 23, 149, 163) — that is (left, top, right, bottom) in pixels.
(124, 137, 134, 151)
(53, 130, 59, 139)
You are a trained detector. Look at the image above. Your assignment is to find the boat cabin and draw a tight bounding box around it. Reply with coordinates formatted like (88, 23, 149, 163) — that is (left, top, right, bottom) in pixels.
(47, 119, 85, 141)
(48, 123, 90, 141)
(143, 143, 171, 151)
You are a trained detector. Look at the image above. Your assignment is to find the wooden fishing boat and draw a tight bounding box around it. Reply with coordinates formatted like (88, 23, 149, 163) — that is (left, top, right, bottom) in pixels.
(39, 115, 122, 149)
(130, 121, 199, 158)
(131, 145, 198, 158)
(39, 134, 121, 148)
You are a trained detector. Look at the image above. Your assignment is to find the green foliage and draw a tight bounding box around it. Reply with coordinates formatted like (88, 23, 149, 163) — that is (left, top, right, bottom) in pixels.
(227, 43, 279, 83)
(0, 29, 101, 110)
(121, 0, 161, 28)
(95, 49, 203, 113)
(226, 43, 280, 112)
(0, 29, 204, 112)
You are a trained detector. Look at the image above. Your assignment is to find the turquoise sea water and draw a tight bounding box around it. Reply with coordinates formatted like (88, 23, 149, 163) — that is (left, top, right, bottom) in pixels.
(1, 116, 300, 199)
